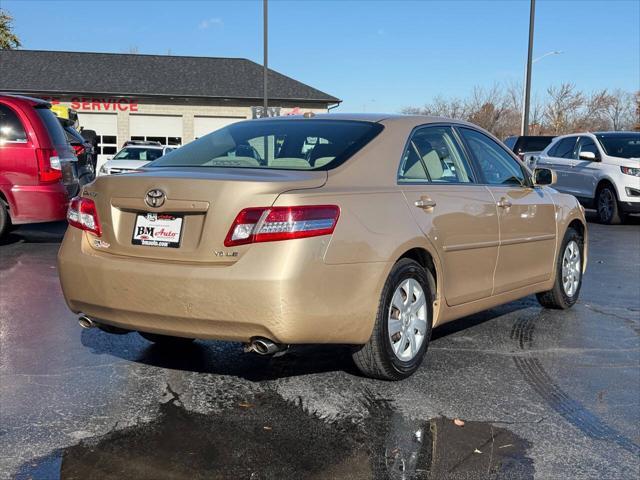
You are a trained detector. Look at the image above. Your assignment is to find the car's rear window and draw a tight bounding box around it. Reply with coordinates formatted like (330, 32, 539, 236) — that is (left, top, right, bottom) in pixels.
(519, 137, 554, 152)
(149, 119, 384, 170)
(113, 147, 164, 161)
(35, 107, 68, 147)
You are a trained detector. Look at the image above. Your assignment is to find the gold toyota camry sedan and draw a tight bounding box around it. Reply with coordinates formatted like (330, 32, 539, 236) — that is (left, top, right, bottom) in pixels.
(58, 114, 587, 380)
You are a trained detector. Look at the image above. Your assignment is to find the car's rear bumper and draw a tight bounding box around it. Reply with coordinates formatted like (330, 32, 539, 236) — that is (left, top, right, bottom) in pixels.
(57, 229, 387, 344)
(8, 183, 69, 224)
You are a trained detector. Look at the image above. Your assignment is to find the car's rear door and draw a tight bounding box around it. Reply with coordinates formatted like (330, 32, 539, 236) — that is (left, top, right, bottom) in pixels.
(398, 125, 499, 306)
(457, 127, 557, 294)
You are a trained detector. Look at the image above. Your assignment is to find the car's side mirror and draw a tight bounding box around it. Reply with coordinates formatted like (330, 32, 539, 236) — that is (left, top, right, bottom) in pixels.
(534, 167, 556, 186)
(579, 151, 598, 161)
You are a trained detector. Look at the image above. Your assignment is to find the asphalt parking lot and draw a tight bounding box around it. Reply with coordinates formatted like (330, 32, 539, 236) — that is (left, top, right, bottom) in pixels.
(1, 214, 638, 480)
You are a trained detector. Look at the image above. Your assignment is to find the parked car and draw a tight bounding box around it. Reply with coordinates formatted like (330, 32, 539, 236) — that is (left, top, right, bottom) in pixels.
(97, 143, 176, 176)
(62, 124, 96, 186)
(50, 106, 96, 185)
(0, 94, 78, 238)
(503, 135, 555, 166)
(58, 114, 587, 380)
(537, 131, 640, 224)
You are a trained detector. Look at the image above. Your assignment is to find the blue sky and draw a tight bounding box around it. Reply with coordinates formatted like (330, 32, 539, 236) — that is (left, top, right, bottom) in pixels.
(4, 0, 639, 112)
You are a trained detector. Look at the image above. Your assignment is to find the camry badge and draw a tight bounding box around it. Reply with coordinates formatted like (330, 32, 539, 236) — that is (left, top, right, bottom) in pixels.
(145, 189, 166, 208)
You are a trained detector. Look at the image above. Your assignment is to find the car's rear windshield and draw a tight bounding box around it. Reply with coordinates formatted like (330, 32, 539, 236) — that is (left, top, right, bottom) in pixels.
(149, 119, 384, 170)
(35, 107, 68, 147)
(114, 147, 164, 161)
(518, 136, 554, 152)
(596, 133, 640, 159)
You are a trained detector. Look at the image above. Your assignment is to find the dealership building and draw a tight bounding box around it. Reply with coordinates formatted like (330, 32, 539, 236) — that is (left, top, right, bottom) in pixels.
(0, 50, 340, 162)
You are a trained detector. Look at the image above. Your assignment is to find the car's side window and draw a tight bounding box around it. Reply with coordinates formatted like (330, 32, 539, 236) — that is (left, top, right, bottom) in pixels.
(577, 136, 599, 158)
(0, 104, 28, 143)
(398, 126, 474, 183)
(553, 137, 578, 159)
(459, 128, 526, 186)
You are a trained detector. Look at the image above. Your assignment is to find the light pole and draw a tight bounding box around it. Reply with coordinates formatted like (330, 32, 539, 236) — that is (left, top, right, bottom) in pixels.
(263, 0, 268, 114)
(520, 0, 536, 136)
(533, 50, 562, 64)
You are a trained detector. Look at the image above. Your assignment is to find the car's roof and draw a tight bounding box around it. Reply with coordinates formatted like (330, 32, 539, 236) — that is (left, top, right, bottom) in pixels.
(121, 145, 164, 150)
(593, 131, 639, 136)
(0, 92, 50, 107)
(556, 131, 639, 138)
(252, 112, 475, 128)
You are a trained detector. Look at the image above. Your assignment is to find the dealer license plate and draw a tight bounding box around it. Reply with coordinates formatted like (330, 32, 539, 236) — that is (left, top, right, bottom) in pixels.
(132, 213, 183, 248)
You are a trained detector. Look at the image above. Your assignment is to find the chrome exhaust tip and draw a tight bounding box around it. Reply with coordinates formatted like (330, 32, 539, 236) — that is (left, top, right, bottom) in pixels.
(245, 337, 286, 356)
(78, 315, 96, 329)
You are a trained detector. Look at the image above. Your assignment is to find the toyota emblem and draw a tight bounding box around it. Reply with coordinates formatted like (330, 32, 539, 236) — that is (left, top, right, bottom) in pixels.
(145, 189, 166, 208)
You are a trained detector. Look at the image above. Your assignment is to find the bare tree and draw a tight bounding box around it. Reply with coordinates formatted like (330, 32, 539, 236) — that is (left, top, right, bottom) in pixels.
(402, 82, 636, 136)
(544, 83, 585, 134)
(603, 89, 634, 131)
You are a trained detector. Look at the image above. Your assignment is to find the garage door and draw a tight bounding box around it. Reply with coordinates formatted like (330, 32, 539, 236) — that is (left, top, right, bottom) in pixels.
(130, 114, 183, 146)
(77, 112, 117, 165)
(194, 116, 244, 139)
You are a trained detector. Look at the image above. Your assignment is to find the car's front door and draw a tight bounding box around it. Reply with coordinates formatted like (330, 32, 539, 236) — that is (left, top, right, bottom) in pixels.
(572, 136, 602, 200)
(538, 136, 579, 195)
(458, 127, 557, 294)
(398, 125, 499, 306)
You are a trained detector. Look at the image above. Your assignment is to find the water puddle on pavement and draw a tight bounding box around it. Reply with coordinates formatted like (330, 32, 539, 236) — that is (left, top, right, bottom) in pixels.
(17, 388, 533, 479)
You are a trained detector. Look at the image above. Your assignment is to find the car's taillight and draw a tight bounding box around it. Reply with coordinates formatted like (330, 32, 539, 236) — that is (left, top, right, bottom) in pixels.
(36, 148, 62, 183)
(67, 196, 102, 237)
(72, 144, 85, 157)
(224, 205, 340, 247)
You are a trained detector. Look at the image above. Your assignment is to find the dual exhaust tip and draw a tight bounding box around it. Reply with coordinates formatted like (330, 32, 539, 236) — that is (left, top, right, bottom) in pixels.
(245, 337, 286, 356)
(78, 315, 96, 329)
(79, 316, 285, 356)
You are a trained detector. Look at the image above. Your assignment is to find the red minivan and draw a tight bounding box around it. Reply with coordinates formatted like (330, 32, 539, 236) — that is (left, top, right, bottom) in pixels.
(0, 94, 78, 238)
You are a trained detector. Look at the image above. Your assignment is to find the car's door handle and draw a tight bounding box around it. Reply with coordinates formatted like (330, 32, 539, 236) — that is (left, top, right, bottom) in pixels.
(415, 199, 436, 209)
(496, 198, 512, 208)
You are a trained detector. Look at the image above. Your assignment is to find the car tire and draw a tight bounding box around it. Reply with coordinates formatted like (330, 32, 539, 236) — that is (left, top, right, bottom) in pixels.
(0, 200, 10, 239)
(352, 258, 433, 381)
(596, 184, 622, 225)
(536, 227, 584, 309)
(138, 331, 195, 345)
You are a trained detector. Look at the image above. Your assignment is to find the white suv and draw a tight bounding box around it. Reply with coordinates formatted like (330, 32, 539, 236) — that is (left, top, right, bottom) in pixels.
(97, 144, 176, 176)
(536, 132, 640, 224)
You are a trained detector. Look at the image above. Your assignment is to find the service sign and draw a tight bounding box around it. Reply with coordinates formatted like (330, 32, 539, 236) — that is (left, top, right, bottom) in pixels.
(41, 96, 139, 112)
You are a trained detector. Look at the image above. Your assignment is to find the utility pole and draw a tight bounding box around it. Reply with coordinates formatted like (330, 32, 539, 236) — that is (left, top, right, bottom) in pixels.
(263, 0, 268, 115)
(520, 0, 535, 136)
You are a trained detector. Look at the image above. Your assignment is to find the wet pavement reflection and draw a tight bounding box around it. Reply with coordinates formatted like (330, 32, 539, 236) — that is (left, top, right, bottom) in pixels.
(17, 387, 533, 480)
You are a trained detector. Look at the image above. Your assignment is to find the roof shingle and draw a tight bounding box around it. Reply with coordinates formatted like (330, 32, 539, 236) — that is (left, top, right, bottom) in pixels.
(0, 50, 339, 104)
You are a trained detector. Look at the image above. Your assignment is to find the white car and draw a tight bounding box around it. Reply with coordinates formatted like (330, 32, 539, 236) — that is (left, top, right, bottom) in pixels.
(97, 145, 176, 176)
(536, 132, 640, 224)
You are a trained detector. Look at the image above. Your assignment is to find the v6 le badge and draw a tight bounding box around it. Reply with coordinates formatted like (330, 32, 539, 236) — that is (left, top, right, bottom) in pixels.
(214, 250, 238, 257)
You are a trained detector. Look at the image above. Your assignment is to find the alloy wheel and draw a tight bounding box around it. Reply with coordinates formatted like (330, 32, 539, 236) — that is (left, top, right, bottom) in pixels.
(561, 240, 581, 297)
(598, 188, 614, 222)
(388, 278, 428, 361)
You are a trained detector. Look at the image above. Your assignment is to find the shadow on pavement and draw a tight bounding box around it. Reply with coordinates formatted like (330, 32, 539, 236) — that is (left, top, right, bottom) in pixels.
(0, 221, 67, 246)
(80, 327, 359, 381)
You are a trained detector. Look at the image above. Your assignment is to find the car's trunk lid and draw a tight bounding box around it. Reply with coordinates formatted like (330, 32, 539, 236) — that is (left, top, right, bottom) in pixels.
(83, 167, 327, 263)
